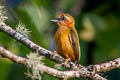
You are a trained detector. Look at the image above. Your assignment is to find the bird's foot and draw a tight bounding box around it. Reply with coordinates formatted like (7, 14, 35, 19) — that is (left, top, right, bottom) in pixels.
(50, 50, 57, 58)
(63, 58, 71, 67)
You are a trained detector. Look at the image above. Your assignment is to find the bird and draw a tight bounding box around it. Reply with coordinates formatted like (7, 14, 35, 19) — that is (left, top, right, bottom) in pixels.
(51, 13, 80, 65)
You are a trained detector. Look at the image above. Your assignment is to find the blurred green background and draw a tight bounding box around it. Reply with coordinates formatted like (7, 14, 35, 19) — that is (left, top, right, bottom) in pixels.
(0, 0, 120, 80)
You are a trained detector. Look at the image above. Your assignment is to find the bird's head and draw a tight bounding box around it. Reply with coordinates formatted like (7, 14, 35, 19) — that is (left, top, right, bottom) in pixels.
(51, 13, 75, 28)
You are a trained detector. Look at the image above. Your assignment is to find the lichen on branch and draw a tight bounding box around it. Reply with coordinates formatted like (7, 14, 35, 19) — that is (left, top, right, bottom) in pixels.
(0, 5, 8, 22)
(25, 53, 45, 80)
(16, 21, 32, 38)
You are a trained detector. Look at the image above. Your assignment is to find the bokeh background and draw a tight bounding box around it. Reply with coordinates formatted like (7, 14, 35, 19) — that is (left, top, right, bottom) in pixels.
(0, 0, 120, 80)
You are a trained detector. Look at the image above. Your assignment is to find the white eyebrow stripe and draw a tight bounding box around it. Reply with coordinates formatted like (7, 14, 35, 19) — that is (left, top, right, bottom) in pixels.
(64, 15, 70, 20)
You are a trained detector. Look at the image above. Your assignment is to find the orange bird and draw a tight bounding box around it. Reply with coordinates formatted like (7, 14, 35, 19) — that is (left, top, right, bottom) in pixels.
(51, 13, 80, 63)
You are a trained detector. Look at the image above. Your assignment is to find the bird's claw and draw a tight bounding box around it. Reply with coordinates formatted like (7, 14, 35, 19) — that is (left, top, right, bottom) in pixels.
(63, 58, 71, 67)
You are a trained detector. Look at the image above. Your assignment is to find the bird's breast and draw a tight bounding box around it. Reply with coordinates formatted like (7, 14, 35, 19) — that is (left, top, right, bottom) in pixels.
(55, 27, 76, 61)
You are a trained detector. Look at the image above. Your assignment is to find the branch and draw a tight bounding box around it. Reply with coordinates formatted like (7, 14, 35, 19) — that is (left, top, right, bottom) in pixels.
(0, 19, 107, 80)
(0, 46, 27, 65)
(95, 58, 120, 73)
(0, 46, 105, 79)
(0, 20, 107, 80)
(0, 19, 64, 64)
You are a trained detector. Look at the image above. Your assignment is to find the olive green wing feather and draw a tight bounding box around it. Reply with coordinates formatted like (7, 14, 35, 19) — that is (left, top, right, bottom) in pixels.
(68, 29, 80, 61)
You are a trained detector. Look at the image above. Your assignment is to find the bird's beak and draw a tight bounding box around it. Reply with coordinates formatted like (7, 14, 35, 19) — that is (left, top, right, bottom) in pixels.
(50, 18, 60, 23)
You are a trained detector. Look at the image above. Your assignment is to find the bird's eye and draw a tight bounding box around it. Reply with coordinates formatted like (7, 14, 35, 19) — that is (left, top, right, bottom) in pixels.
(61, 16, 66, 20)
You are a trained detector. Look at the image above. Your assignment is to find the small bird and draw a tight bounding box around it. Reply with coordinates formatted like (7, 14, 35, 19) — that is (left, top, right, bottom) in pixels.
(51, 13, 80, 64)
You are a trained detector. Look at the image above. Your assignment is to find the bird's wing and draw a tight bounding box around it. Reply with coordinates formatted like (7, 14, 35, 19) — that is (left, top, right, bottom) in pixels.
(68, 28, 80, 61)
